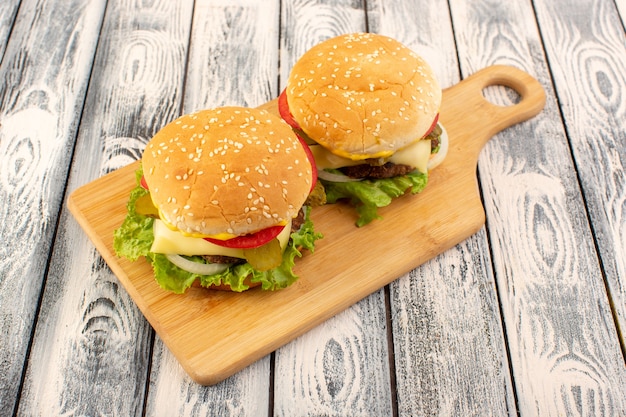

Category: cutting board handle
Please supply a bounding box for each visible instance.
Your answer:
[440,65,546,164]
[469,65,545,126]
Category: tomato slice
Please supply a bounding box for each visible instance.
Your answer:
[424,113,439,137]
[295,132,317,192]
[278,89,302,130]
[204,225,285,249]
[140,175,149,190]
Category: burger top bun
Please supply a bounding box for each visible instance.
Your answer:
[142,107,313,237]
[286,32,442,160]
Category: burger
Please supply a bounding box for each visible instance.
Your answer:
[113,107,322,293]
[278,33,448,226]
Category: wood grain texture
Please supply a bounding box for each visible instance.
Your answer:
[616,0,626,27]
[273,299,392,416]
[143,1,280,415]
[534,0,626,347]
[184,0,280,112]
[450,0,626,415]
[2,1,623,414]
[146,336,270,417]
[0,0,20,60]
[274,1,393,415]
[0,0,105,415]
[390,231,516,416]
[16,0,194,415]
[368,1,517,415]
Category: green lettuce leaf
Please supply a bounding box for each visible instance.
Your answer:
[113,170,322,293]
[113,168,154,261]
[322,169,428,227]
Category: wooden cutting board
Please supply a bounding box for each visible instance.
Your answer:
[68,65,545,385]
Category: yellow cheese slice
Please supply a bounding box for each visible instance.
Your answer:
[390,139,431,174]
[311,139,431,174]
[309,145,361,170]
[150,219,292,256]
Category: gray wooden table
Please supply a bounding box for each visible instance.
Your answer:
[1,0,625,416]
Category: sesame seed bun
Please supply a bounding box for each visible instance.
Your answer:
[142,107,313,237]
[286,32,442,160]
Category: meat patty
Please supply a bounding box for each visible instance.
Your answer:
[339,129,442,179]
[202,254,245,265]
[291,207,305,231]
[340,162,415,179]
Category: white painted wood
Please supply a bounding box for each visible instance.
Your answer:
[0,0,20,59]
[534,0,626,348]
[450,0,626,415]
[0,0,106,415]
[390,232,517,416]
[2,0,625,414]
[146,336,270,416]
[272,1,393,416]
[143,1,280,415]
[16,0,194,415]
[616,0,626,27]
[183,0,281,112]
[274,301,392,416]
[368,1,518,415]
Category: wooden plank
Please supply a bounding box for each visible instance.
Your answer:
[143,1,280,415]
[0,0,106,415]
[182,0,281,112]
[534,0,626,347]
[368,1,518,415]
[0,0,20,60]
[450,0,626,415]
[272,1,393,415]
[273,302,392,416]
[16,0,194,415]
[616,0,626,27]
[146,335,271,416]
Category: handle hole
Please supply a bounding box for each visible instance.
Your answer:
[482,85,521,107]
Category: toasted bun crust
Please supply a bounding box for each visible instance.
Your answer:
[142,107,313,237]
[286,33,441,160]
